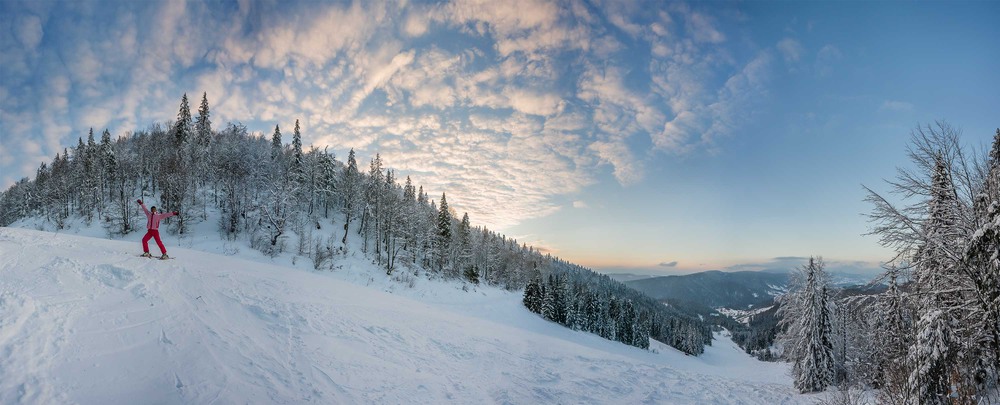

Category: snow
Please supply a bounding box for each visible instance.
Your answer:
[716,306,774,325]
[0,227,817,404]
[767,284,789,296]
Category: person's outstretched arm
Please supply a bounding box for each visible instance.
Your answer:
[137,199,151,216]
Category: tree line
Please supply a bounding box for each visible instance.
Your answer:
[523,260,710,354]
[0,93,711,355]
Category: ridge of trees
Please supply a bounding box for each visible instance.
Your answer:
[0,93,710,355]
[524,260,710,354]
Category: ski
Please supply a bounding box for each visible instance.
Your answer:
[137,254,174,260]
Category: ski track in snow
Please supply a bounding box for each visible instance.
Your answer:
[0,228,818,404]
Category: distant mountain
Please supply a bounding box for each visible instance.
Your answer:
[625,270,789,310]
[625,268,881,361]
[625,269,877,311]
[606,273,656,282]
[829,272,877,287]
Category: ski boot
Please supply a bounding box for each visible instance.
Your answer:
[141,252,152,258]
[160,254,170,260]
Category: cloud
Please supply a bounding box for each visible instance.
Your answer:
[0,1,774,233]
[816,44,842,77]
[14,14,43,51]
[879,100,914,112]
[572,200,588,209]
[589,140,643,185]
[725,257,805,272]
[505,88,562,116]
[659,261,679,267]
[723,256,882,276]
[777,38,803,63]
[650,49,773,152]
[772,256,808,261]
[403,9,431,37]
[657,111,698,153]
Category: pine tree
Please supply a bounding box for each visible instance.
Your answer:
[100,129,117,201]
[914,156,963,306]
[907,154,967,401]
[82,129,99,219]
[523,271,543,313]
[195,92,212,147]
[340,149,360,244]
[779,257,836,393]
[291,119,304,178]
[314,147,337,217]
[908,308,956,404]
[458,212,473,277]
[361,154,384,256]
[551,274,568,325]
[870,267,913,395]
[435,192,452,273]
[271,125,283,161]
[963,128,1000,381]
[173,93,192,146]
[541,274,556,320]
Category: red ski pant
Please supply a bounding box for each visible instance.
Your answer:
[142,229,166,254]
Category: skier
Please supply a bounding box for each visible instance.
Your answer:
[137,199,179,259]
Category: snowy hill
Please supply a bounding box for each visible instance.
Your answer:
[0,228,815,404]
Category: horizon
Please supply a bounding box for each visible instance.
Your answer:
[2,0,998,273]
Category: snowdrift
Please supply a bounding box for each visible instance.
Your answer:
[0,228,808,404]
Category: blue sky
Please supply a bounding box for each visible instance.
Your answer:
[1,0,998,275]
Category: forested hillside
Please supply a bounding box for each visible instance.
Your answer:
[0,93,708,354]
[626,270,788,309]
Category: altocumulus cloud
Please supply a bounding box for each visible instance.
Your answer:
[0,0,776,230]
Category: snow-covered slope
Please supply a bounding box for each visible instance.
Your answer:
[0,228,814,404]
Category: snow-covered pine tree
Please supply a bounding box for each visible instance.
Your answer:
[778,257,836,393]
[192,93,212,211]
[435,193,452,273]
[906,154,967,402]
[271,125,283,162]
[382,169,405,274]
[100,129,116,201]
[908,308,955,405]
[618,299,636,346]
[340,149,360,245]
[173,93,193,146]
[161,95,194,234]
[360,154,384,255]
[962,127,1000,385]
[523,270,543,314]
[291,119,304,181]
[195,92,211,147]
[869,267,914,399]
[82,129,100,220]
[316,147,338,218]
[541,275,556,320]
[552,274,569,325]
[400,176,418,262]
[458,213,474,281]
[424,197,437,269]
